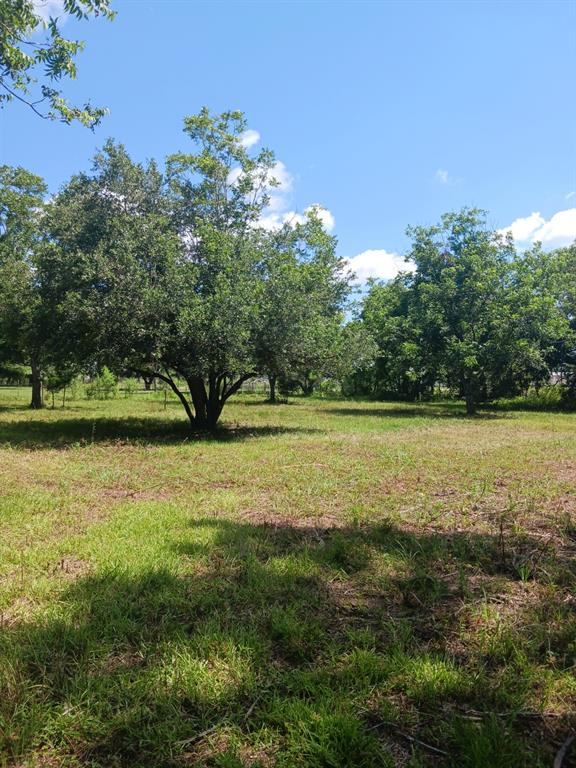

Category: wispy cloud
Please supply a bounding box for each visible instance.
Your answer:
[435,168,461,186]
[566,191,575,200]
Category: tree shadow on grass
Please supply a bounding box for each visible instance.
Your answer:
[236,399,298,407]
[0,415,323,449]
[1,517,573,767]
[325,403,505,420]
[0,403,36,414]
[237,399,504,420]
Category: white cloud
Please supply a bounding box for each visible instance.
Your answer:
[307,204,335,232]
[566,191,575,200]
[33,0,66,22]
[227,160,292,208]
[231,129,335,234]
[500,208,576,248]
[258,210,301,231]
[346,249,414,283]
[259,161,294,223]
[498,211,544,242]
[227,166,242,186]
[239,129,260,149]
[257,162,335,233]
[434,168,462,187]
[532,208,576,248]
[268,160,292,193]
[257,204,335,234]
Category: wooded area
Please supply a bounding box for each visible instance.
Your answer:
[1,112,574,423]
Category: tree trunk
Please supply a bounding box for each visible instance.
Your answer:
[188,376,209,429]
[206,398,223,429]
[465,393,476,416]
[268,375,277,403]
[30,356,43,409]
[154,371,251,432]
[213,374,252,427]
[154,370,196,427]
[143,375,154,391]
[301,376,314,396]
[206,374,223,429]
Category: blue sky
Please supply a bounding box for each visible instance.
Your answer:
[1,0,575,280]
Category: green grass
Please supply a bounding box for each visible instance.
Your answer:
[0,389,575,767]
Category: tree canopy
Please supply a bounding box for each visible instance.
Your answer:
[0,164,49,406]
[0,111,574,424]
[36,111,355,426]
[355,209,574,413]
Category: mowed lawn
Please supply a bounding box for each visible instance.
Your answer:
[0,390,575,768]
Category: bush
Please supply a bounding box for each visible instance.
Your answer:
[67,377,85,401]
[494,386,563,411]
[86,367,118,400]
[315,378,342,399]
[121,378,140,397]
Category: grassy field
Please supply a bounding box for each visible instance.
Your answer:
[0,389,575,767]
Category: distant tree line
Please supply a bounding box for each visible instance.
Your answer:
[0,109,574,425]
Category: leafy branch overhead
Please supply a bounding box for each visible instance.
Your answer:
[0,0,115,127]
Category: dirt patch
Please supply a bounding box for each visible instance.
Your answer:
[374,734,418,767]
[0,595,35,627]
[76,504,109,526]
[101,648,145,674]
[53,555,90,578]
[326,579,403,628]
[240,509,346,532]
[544,459,576,484]
[182,727,277,766]
[101,487,172,501]
[12,753,63,768]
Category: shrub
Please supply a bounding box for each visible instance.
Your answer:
[67,376,85,401]
[86,367,118,400]
[121,378,140,397]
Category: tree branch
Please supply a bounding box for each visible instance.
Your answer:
[133,366,196,426]
[0,78,49,120]
[222,373,253,402]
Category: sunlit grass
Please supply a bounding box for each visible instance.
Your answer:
[0,389,574,766]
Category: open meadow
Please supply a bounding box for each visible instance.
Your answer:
[0,390,575,767]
